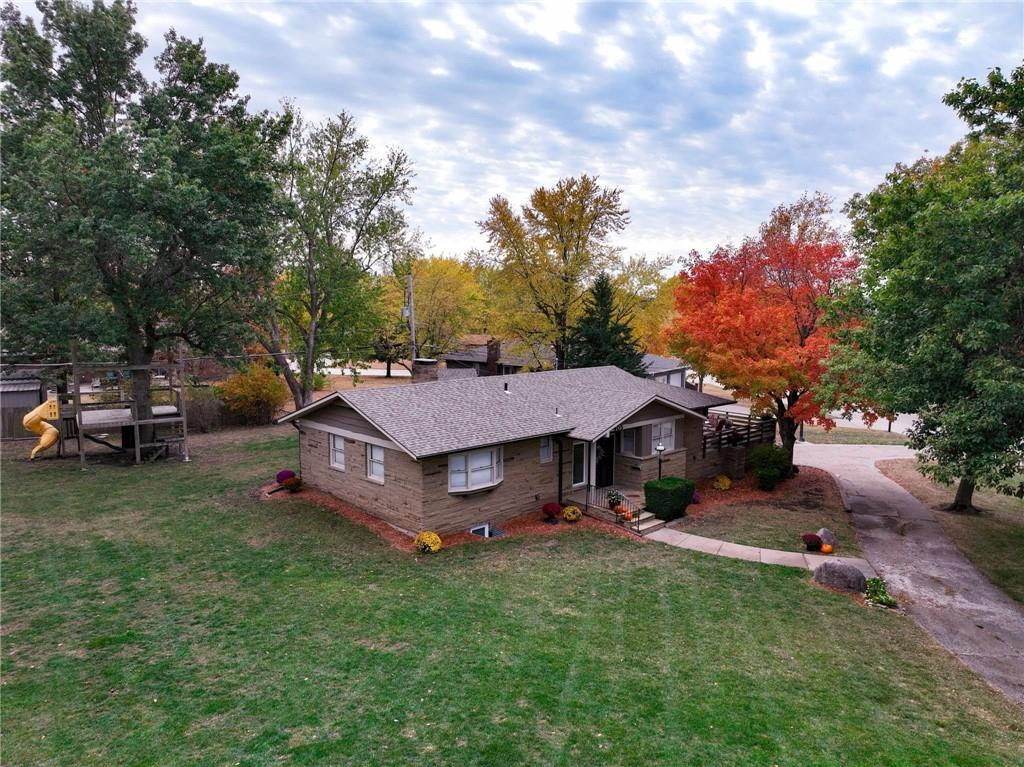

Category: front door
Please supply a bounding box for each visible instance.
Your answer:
[595,435,615,488]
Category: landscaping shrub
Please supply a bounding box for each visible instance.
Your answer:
[865,577,897,607]
[185,386,226,432]
[644,476,696,521]
[414,531,442,554]
[801,532,823,551]
[750,443,790,490]
[219,364,288,425]
[562,506,582,522]
[542,502,562,521]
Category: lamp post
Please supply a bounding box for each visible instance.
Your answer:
[655,441,666,480]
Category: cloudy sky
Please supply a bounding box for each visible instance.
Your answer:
[119,2,1024,260]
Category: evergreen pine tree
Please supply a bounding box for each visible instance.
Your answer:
[565,273,646,375]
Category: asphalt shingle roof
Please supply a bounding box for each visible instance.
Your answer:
[286,366,734,458]
[642,353,688,375]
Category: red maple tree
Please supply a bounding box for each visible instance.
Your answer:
[667,193,860,464]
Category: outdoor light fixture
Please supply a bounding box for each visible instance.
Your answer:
[655,441,666,479]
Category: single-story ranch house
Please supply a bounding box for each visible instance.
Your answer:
[278,366,773,536]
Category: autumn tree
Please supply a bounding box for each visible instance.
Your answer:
[478,175,629,369]
[1,1,288,435]
[830,67,1024,509]
[258,108,416,408]
[668,193,858,465]
[565,272,645,375]
[410,256,484,357]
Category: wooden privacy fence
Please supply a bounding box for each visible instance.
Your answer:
[702,411,776,457]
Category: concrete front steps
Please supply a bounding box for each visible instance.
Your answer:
[634,511,666,535]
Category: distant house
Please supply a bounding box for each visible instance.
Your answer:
[443,337,553,377]
[641,353,688,387]
[278,366,772,537]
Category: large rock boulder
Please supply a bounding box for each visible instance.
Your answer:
[817,528,838,547]
[813,560,867,593]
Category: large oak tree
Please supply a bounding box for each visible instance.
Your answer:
[1,0,288,430]
[832,65,1024,508]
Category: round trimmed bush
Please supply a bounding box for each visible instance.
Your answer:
[562,506,582,522]
[414,531,443,554]
[750,444,790,490]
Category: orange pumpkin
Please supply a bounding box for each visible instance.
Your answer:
[821,543,834,554]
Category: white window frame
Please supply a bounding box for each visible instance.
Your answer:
[448,446,504,493]
[539,436,553,464]
[651,420,675,454]
[470,523,491,538]
[571,441,587,487]
[366,444,385,483]
[329,433,346,471]
[619,428,638,457]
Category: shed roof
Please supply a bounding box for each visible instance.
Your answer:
[281,365,734,459]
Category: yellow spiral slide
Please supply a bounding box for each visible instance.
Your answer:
[23,398,60,459]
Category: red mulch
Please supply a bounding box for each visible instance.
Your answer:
[687,466,842,518]
[257,481,641,553]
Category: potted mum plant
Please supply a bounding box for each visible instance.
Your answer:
[606,489,624,510]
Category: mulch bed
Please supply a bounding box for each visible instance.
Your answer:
[687,466,842,518]
[257,481,641,553]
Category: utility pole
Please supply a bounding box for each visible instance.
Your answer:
[405,272,418,360]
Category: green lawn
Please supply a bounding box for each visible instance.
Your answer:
[877,459,1024,604]
[802,423,908,445]
[3,430,1023,766]
[673,472,863,555]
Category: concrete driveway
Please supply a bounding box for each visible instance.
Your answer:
[795,443,1024,706]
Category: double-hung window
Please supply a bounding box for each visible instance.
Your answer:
[539,436,553,464]
[329,434,346,470]
[449,446,503,492]
[651,420,675,453]
[620,428,637,457]
[366,444,385,482]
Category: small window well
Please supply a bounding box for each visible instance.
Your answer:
[469,523,503,539]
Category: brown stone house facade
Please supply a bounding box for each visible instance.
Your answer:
[279,366,753,536]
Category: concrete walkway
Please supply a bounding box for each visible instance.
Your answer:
[795,443,1024,706]
[646,527,877,577]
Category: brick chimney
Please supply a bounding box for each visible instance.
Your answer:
[411,358,438,383]
[484,338,501,377]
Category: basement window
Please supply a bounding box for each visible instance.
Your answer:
[469,523,504,539]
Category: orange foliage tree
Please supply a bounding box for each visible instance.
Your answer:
[667,193,859,464]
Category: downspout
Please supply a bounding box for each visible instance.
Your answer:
[557,438,564,505]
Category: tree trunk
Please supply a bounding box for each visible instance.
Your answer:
[777,414,798,469]
[126,337,156,446]
[385,360,392,377]
[257,315,305,411]
[950,477,976,512]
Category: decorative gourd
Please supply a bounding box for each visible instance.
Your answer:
[820,543,834,554]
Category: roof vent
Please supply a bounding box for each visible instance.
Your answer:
[555,406,561,417]
[503,381,509,393]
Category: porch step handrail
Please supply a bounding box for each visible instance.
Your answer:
[579,485,645,534]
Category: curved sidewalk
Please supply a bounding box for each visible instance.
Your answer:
[646,527,876,577]
[795,443,1024,706]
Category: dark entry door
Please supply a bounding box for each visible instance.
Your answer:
[595,435,615,488]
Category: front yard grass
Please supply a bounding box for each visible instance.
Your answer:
[673,468,863,555]
[876,458,1024,604]
[802,423,908,445]
[2,430,1022,766]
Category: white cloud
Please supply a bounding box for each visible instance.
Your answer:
[745,21,776,79]
[596,35,631,70]
[503,1,581,44]
[956,27,981,48]
[509,59,542,72]
[422,19,455,40]
[803,44,843,82]
[663,33,700,69]
[430,66,449,76]
[880,36,951,78]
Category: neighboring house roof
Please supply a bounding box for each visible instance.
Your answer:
[0,371,44,393]
[280,365,735,459]
[642,353,688,376]
[437,367,478,381]
[443,347,530,368]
